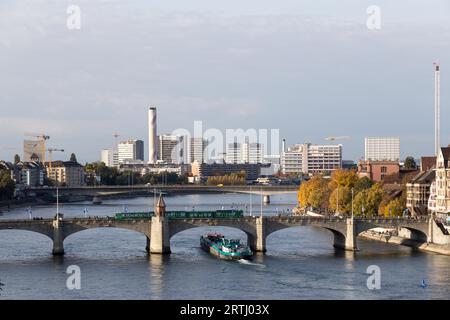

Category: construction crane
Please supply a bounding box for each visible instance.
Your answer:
[24,132,50,162]
[324,136,351,141]
[46,148,64,173]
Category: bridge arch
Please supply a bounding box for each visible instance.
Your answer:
[0,229,54,254]
[0,223,54,240]
[355,222,429,243]
[264,223,349,251]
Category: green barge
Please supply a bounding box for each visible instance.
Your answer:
[200,233,253,260]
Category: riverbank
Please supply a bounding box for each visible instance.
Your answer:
[359,231,450,256]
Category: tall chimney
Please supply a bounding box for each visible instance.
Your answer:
[148,106,157,164]
[435,63,440,156]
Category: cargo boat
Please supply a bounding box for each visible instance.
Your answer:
[200,233,253,260]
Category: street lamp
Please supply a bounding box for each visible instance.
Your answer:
[351,187,354,219]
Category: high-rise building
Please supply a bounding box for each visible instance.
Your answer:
[226,142,241,164]
[226,142,263,164]
[117,140,144,164]
[101,149,119,167]
[190,138,206,164]
[148,106,157,164]
[242,143,263,164]
[281,143,342,175]
[158,134,186,164]
[365,137,400,162]
[23,140,45,162]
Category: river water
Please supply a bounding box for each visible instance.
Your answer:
[0,193,449,300]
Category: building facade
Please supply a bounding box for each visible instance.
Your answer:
[365,137,400,162]
[191,162,265,181]
[281,143,342,175]
[45,161,85,187]
[117,140,144,164]
[101,149,119,167]
[189,138,206,164]
[435,147,450,213]
[0,161,44,188]
[406,170,436,216]
[23,140,45,162]
[357,160,400,182]
[158,135,186,164]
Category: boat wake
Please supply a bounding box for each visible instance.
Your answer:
[237,259,265,267]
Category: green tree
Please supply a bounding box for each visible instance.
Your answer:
[13,154,20,164]
[354,176,373,192]
[84,162,119,185]
[403,156,417,169]
[70,153,77,162]
[0,170,15,200]
[353,184,384,216]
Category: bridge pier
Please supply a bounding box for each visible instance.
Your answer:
[332,218,357,251]
[248,217,266,252]
[150,195,171,254]
[146,236,150,253]
[52,218,64,255]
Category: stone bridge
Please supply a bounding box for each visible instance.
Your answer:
[0,215,434,255]
[28,185,298,204]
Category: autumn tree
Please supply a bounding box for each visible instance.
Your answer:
[329,186,352,213]
[298,175,330,210]
[381,198,404,217]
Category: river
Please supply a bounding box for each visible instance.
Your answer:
[0,193,449,299]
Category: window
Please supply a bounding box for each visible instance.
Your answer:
[381,166,387,173]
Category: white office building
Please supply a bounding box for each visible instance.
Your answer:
[281,143,342,175]
[226,142,263,164]
[101,149,119,167]
[365,137,400,162]
[242,143,263,164]
[118,140,144,164]
[189,138,206,164]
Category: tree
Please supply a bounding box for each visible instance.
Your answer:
[0,170,15,200]
[381,198,404,217]
[13,154,20,164]
[403,156,417,169]
[328,169,358,189]
[70,153,77,162]
[329,186,352,213]
[353,184,384,216]
[354,176,373,192]
[298,175,330,210]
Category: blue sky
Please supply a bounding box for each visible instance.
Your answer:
[0,0,449,162]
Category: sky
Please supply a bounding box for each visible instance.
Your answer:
[1,0,450,163]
